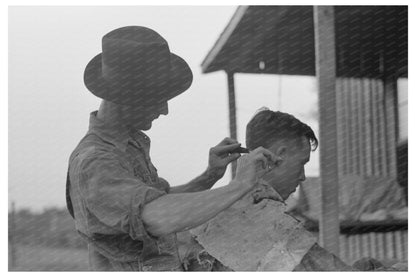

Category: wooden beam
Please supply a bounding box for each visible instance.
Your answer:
[227,72,238,178]
[201,6,249,73]
[313,6,340,256]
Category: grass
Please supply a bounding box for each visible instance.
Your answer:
[9,244,89,271]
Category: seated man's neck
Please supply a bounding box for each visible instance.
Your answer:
[241,181,286,206]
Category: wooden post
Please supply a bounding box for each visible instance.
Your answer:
[227,72,238,178]
[313,6,340,256]
[9,202,17,269]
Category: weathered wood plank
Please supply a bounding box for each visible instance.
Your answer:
[376,233,385,260]
[351,78,361,175]
[385,231,395,260]
[377,80,388,175]
[370,79,381,176]
[394,231,403,261]
[345,78,354,174]
[403,231,408,260]
[347,235,354,264]
[384,78,397,178]
[356,79,366,175]
[339,234,348,263]
[227,72,237,178]
[363,79,373,176]
[361,233,370,258]
[336,78,347,176]
[369,232,377,259]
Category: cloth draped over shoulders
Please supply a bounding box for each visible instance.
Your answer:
[189,183,353,271]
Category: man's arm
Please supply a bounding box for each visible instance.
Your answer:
[168,169,223,193]
[143,179,250,236]
[169,138,242,194]
[142,147,280,237]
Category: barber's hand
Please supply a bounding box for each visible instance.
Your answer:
[206,137,242,180]
[234,147,282,191]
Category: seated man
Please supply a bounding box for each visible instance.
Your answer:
[187,108,354,271]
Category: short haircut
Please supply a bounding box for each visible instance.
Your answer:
[246,108,318,151]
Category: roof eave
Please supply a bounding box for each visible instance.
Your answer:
[201,6,249,74]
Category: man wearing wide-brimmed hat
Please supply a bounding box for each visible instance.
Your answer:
[66,26,279,271]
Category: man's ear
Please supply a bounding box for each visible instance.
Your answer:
[275,146,287,162]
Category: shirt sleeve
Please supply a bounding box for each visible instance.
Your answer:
[158,177,171,193]
[78,149,166,241]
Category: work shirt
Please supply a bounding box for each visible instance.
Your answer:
[67,111,183,271]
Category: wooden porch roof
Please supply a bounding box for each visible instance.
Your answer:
[202,6,407,78]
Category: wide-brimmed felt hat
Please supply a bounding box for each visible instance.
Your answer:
[84,26,193,106]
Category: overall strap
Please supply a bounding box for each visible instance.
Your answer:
[66,168,75,218]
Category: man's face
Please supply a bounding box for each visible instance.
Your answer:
[261,136,311,200]
[121,100,169,130]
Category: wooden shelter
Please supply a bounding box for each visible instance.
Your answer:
[201,5,407,259]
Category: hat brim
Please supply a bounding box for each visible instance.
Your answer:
[84,52,193,106]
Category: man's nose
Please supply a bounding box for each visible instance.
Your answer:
[160,102,169,115]
[299,167,306,181]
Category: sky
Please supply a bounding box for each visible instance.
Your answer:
[8,6,319,212]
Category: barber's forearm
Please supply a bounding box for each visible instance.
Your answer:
[169,169,219,193]
[142,180,249,236]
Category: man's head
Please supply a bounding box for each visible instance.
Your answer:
[246,108,318,200]
[84,26,192,112]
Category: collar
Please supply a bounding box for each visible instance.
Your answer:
[87,111,146,152]
[251,181,286,205]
